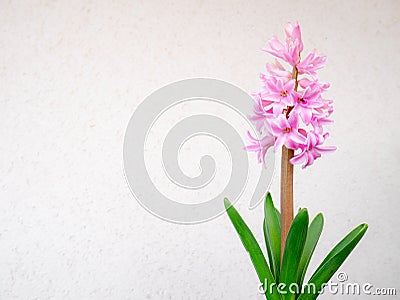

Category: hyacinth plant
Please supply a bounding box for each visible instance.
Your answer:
[224,22,368,299]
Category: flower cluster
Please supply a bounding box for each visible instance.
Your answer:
[246,22,336,168]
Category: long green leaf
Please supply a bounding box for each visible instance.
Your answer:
[224,198,282,300]
[275,207,281,222]
[314,223,368,275]
[263,193,281,282]
[297,213,324,289]
[280,209,309,300]
[297,223,368,300]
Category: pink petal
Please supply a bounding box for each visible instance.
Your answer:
[290,151,306,165]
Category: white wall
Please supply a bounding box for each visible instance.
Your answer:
[1,0,399,299]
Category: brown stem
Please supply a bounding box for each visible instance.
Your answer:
[280,66,298,261]
[292,66,299,90]
[280,146,294,260]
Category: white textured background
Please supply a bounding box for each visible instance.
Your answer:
[1,0,399,299]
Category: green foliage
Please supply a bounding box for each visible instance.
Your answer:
[224,195,367,299]
[263,193,281,281]
[224,199,282,300]
[297,213,324,288]
[280,208,309,300]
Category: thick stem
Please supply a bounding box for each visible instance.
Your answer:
[280,66,298,261]
[280,146,294,260]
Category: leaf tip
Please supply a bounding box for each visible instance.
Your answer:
[224,198,231,210]
[315,212,324,223]
[299,208,309,215]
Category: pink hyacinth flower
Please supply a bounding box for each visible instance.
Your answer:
[293,85,324,125]
[263,36,287,63]
[263,77,296,116]
[245,131,275,164]
[315,98,334,116]
[269,114,306,150]
[285,21,303,53]
[265,60,292,83]
[297,49,327,78]
[299,77,330,92]
[247,22,336,168]
[290,131,336,168]
[249,94,271,133]
[311,114,333,134]
[263,22,303,66]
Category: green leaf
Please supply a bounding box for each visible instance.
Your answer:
[224,198,282,300]
[280,209,309,300]
[297,213,324,288]
[298,223,368,300]
[275,207,281,222]
[263,193,281,282]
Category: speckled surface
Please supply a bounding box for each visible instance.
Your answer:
[0,0,399,299]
